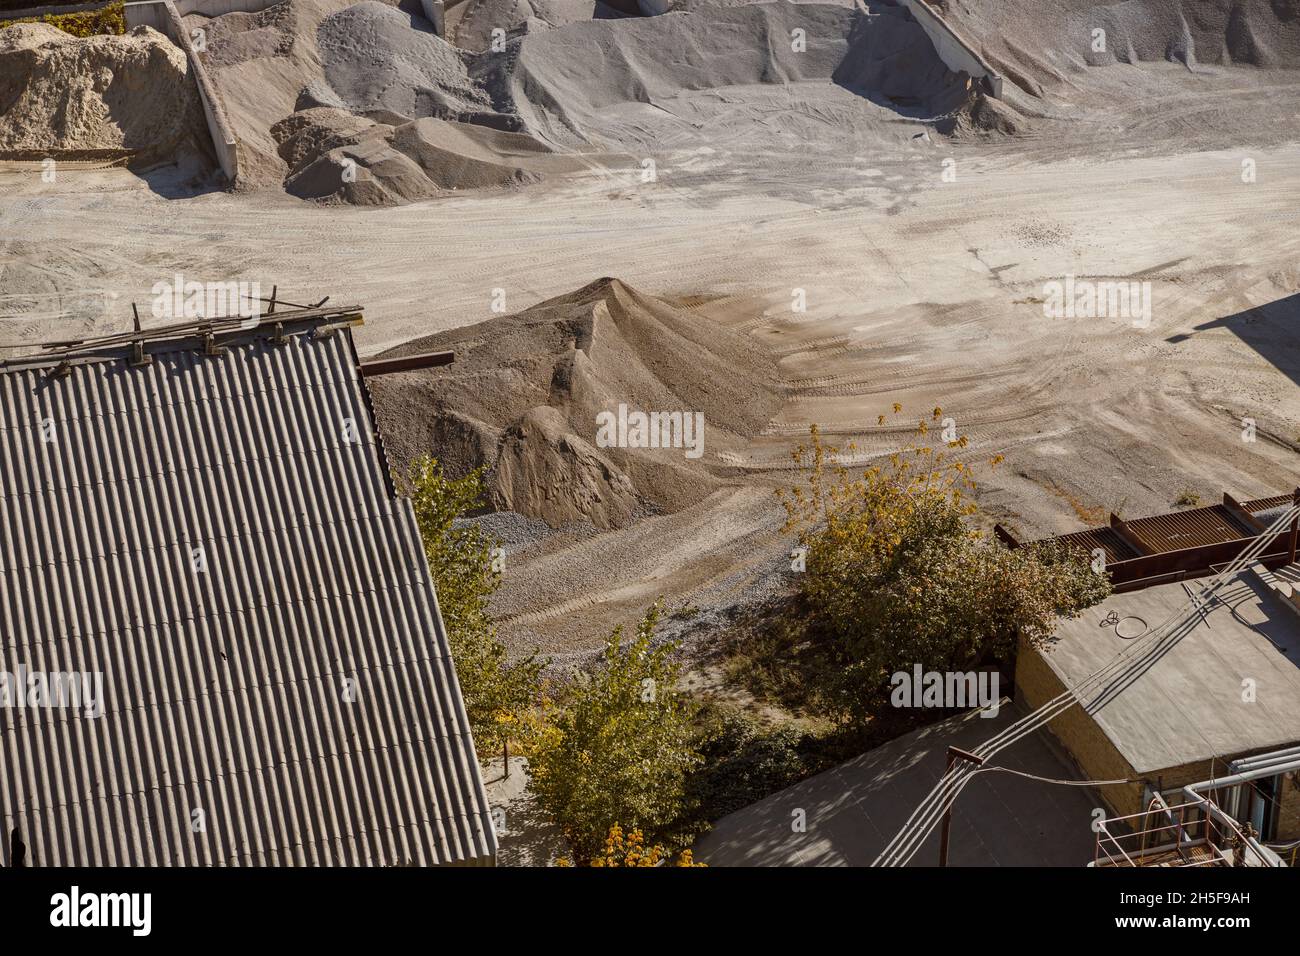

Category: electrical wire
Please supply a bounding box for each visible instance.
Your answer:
[872,504,1300,866]
[969,766,1137,787]
[878,512,1295,866]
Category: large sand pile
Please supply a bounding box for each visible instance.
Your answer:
[503,1,977,149]
[936,0,1300,98]
[368,278,785,529]
[186,0,996,200]
[182,0,357,185]
[0,23,209,164]
[190,0,571,197]
[316,1,506,124]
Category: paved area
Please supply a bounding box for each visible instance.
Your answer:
[481,756,569,867]
[694,703,1101,866]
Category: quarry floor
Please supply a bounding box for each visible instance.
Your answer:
[2,119,1298,658]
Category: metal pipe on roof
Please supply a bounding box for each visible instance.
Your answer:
[1181,757,1300,867]
[1228,746,1300,773]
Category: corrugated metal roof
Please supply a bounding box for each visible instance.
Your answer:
[0,319,496,866]
[1242,494,1293,526]
[1121,504,1254,554]
[1050,527,1139,565]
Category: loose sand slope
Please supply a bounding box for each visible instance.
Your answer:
[505,1,975,149]
[271,107,565,203]
[369,278,784,529]
[939,0,1300,97]
[448,0,631,53]
[0,24,208,163]
[192,0,578,197]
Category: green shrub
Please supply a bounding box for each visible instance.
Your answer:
[779,417,1109,728]
[686,707,808,822]
[406,456,543,762]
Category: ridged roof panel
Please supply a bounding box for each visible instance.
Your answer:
[0,327,495,866]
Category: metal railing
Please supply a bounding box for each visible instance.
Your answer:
[1093,799,1252,867]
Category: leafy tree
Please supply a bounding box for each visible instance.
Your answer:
[778,413,1109,727]
[406,456,543,762]
[529,603,701,862]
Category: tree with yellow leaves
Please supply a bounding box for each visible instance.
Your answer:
[529,603,700,863]
[555,824,704,867]
[406,456,544,763]
[776,409,1107,727]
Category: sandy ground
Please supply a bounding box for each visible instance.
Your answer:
[1,55,1298,659]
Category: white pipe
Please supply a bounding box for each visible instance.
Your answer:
[1181,758,1300,868]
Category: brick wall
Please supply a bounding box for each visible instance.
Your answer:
[1274,775,1300,847]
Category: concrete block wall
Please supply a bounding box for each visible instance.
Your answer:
[172,0,274,15]
[899,0,1003,98]
[123,0,167,28]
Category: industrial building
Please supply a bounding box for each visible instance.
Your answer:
[1013,495,1300,867]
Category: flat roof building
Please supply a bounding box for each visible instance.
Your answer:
[1017,561,1300,848]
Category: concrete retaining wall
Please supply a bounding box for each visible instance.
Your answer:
[122,0,166,28]
[125,0,242,183]
[173,0,272,15]
[899,0,1003,98]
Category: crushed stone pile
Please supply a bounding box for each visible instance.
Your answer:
[0,23,209,163]
[182,0,363,186]
[188,0,1002,201]
[503,1,977,149]
[368,278,785,530]
[316,2,504,123]
[271,107,557,203]
[190,0,568,198]
[936,0,1300,98]
[446,0,635,54]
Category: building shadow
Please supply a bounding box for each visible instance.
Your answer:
[1167,292,1300,389]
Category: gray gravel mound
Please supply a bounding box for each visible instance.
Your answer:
[503,1,974,148]
[937,0,1300,98]
[317,1,507,123]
